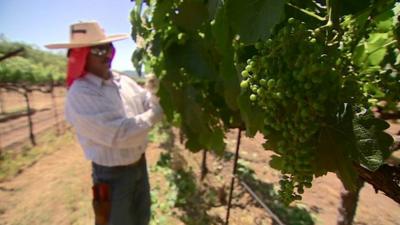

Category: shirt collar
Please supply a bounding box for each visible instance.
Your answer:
[85,72,121,88]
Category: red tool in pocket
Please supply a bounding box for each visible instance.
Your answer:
[92,183,111,225]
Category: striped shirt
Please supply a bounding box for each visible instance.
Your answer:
[65,72,163,166]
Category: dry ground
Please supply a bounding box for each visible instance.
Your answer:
[0,123,399,225]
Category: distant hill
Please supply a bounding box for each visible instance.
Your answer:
[117,70,145,84]
[119,70,140,78]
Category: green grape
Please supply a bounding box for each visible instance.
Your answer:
[240,20,349,204]
[267,79,275,88]
[255,42,264,50]
[250,94,257,101]
[240,80,249,89]
[259,78,267,86]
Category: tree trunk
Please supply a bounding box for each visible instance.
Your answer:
[24,92,36,146]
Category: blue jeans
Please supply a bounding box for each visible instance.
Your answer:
[92,155,151,225]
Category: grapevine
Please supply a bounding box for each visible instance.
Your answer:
[130,0,400,205]
[240,18,350,202]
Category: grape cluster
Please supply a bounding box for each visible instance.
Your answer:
[241,18,343,204]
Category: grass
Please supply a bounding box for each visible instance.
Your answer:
[0,106,27,116]
[0,126,93,225]
[148,122,222,225]
[150,151,223,225]
[0,128,74,182]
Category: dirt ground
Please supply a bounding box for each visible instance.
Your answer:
[0,87,66,149]
[0,123,399,225]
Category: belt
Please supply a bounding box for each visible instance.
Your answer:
[92,153,145,169]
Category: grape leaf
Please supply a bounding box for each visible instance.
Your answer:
[340,0,373,15]
[352,7,395,68]
[207,0,222,20]
[212,5,240,111]
[269,155,284,171]
[165,40,217,82]
[182,86,226,154]
[172,0,208,32]
[152,0,174,29]
[315,104,359,191]
[226,0,285,44]
[353,110,393,171]
[374,6,395,32]
[131,48,144,76]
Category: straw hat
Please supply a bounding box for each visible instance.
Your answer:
[45,21,129,49]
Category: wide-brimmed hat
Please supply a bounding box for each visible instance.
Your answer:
[45,21,129,49]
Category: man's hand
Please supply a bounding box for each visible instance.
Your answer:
[145,73,159,94]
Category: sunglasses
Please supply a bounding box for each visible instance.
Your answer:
[90,43,114,57]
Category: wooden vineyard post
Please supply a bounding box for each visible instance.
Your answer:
[51,89,60,135]
[201,149,208,181]
[23,91,36,146]
[0,88,4,114]
[49,75,60,135]
[225,128,242,225]
[0,126,2,156]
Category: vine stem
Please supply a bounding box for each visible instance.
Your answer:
[225,128,242,225]
[286,2,326,21]
[366,39,398,55]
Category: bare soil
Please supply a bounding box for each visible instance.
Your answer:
[0,87,66,149]
[0,124,399,225]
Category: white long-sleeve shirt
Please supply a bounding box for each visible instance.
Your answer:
[65,72,163,166]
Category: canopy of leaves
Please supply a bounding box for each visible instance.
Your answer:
[0,38,66,85]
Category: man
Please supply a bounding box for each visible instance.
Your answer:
[46,21,163,225]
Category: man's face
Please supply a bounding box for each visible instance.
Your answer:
[85,43,114,78]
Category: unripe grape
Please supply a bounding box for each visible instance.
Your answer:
[250,94,257,101]
[255,42,264,50]
[245,65,253,72]
[267,79,275,88]
[240,80,249,89]
[241,20,343,204]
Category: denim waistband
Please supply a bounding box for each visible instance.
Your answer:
[92,153,145,170]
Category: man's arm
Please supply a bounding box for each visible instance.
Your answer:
[66,87,162,149]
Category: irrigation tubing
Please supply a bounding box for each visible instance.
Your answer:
[235,175,286,225]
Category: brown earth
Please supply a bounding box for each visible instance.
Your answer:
[0,123,399,225]
[0,87,66,149]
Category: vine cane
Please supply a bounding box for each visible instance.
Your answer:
[225,128,242,225]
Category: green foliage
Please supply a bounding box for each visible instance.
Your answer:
[130,0,248,154]
[0,38,66,85]
[226,0,285,44]
[354,109,393,171]
[152,151,218,225]
[131,0,398,204]
[237,160,316,225]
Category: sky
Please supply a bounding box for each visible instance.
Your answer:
[0,0,137,72]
